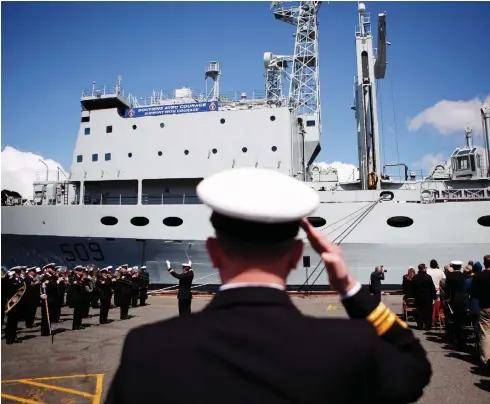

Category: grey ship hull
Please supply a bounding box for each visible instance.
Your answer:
[3,197,490,287]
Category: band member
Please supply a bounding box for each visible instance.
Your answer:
[23,267,42,328]
[166,260,194,316]
[70,266,86,330]
[131,267,141,307]
[113,266,123,308]
[40,263,59,337]
[4,267,25,344]
[91,266,101,309]
[139,266,150,306]
[56,266,67,311]
[115,266,132,320]
[97,267,113,324]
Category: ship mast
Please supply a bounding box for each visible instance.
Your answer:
[353,3,387,190]
[482,103,490,177]
[270,1,322,178]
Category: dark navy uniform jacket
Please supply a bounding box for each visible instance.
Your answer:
[104,286,431,404]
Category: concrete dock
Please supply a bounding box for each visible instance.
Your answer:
[2,294,489,403]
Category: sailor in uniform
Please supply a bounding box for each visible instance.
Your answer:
[39,263,59,337]
[130,266,140,308]
[105,168,432,404]
[4,267,25,344]
[166,260,194,316]
[115,265,133,320]
[23,267,42,328]
[139,266,150,306]
[97,267,114,324]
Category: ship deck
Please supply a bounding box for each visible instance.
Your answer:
[1,294,489,403]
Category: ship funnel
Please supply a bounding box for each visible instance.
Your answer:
[465,126,473,148]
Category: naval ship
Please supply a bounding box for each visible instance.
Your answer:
[2,2,490,289]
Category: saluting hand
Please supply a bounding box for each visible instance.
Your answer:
[301,218,357,295]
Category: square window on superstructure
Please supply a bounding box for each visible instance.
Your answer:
[92,154,98,162]
[85,127,91,135]
[306,120,316,127]
[81,116,90,123]
[77,155,83,163]
[106,126,113,133]
[105,153,111,161]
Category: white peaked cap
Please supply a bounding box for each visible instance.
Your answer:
[197,168,319,223]
[10,266,21,271]
[43,263,56,270]
[127,268,132,272]
[74,265,84,270]
[140,266,146,269]
[35,268,41,273]
[181,261,192,267]
[451,260,463,266]
[106,266,113,271]
[7,271,15,276]
[121,264,128,268]
[133,266,138,271]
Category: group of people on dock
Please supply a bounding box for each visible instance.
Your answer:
[402,256,490,367]
[1,263,150,344]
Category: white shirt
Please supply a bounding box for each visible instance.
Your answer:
[427,268,446,293]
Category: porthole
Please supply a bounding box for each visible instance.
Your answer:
[132,125,137,130]
[270,115,276,121]
[380,191,394,201]
[130,217,149,227]
[163,217,183,227]
[220,118,225,124]
[307,217,326,228]
[184,150,189,155]
[477,215,490,227]
[128,152,133,158]
[242,147,248,153]
[271,146,277,152]
[158,151,162,156]
[101,216,118,226]
[160,123,165,128]
[212,148,217,154]
[387,216,413,228]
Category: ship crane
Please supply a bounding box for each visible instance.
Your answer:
[353,3,388,190]
[269,1,322,180]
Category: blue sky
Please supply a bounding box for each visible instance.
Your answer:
[2,1,490,178]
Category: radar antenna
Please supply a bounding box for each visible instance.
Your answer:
[263,52,292,105]
[205,62,221,101]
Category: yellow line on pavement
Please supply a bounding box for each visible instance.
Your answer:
[1,392,45,404]
[2,374,101,383]
[17,380,94,399]
[92,374,105,404]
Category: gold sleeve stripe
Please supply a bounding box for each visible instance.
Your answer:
[376,312,397,336]
[372,308,391,328]
[366,303,387,323]
[395,316,408,329]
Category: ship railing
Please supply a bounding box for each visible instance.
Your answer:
[141,193,200,205]
[421,187,490,202]
[81,85,136,104]
[83,195,138,205]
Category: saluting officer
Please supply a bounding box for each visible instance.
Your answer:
[166,260,194,316]
[105,167,432,404]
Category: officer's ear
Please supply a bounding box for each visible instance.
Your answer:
[206,237,221,269]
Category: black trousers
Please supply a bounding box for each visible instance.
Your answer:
[91,290,100,308]
[131,291,139,307]
[371,292,381,305]
[1,297,7,326]
[5,309,20,343]
[24,300,38,328]
[99,298,111,323]
[120,294,131,319]
[139,289,148,306]
[416,300,433,328]
[178,298,192,316]
[40,299,55,336]
[72,303,84,330]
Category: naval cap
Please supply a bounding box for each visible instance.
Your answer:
[451,260,463,266]
[43,263,56,270]
[181,261,192,267]
[197,168,319,242]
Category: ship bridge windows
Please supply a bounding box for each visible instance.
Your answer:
[84,180,137,205]
[81,116,90,123]
[77,155,83,163]
[142,178,203,205]
[306,120,316,127]
[106,125,113,133]
[84,128,91,135]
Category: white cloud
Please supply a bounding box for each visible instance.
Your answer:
[412,152,446,171]
[408,94,490,135]
[313,161,359,182]
[1,146,69,198]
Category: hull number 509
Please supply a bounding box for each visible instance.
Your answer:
[60,242,105,262]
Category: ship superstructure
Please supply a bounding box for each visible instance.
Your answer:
[2,2,490,289]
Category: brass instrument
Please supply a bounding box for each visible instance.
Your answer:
[5,280,26,314]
